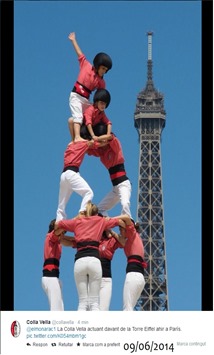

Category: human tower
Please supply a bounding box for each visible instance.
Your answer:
[41,32,146,312]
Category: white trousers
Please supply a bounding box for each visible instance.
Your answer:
[74,256,102,311]
[99,277,112,311]
[123,272,145,311]
[97,179,132,217]
[69,92,91,124]
[41,277,64,311]
[56,170,93,221]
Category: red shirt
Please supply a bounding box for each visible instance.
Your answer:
[99,237,122,260]
[76,54,106,92]
[123,224,144,259]
[63,140,100,169]
[43,231,62,262]
[87,135,124,169]
[57,216,120,244]
[83,105,111,127]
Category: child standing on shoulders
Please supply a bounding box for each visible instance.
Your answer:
[68,32,112,142]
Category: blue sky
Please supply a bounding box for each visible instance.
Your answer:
[14,0,202,311]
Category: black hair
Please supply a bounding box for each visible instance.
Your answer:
[80,123,108,140]
[48,219,56,233]
[93,89,111,108]
[93,52,112,71]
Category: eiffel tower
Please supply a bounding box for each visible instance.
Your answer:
[134,32,168,310]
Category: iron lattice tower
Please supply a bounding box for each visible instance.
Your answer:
[134,32,168,310]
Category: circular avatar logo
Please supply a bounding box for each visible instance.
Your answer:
[11,320,21,337]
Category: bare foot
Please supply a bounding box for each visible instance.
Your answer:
[74,136,87,142]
